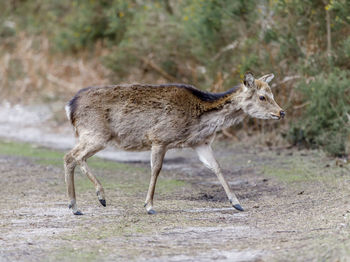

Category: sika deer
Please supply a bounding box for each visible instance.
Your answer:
[64,72,285,215]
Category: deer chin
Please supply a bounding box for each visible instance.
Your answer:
[270,114,280,120]
[249,114,270,120]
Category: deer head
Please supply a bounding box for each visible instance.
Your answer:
[240,72,285,120]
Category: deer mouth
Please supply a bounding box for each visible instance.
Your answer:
[270,114,280,120]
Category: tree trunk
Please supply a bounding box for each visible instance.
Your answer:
[326,7,332,58]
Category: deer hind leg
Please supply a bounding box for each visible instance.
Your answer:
[144,145,166,215]
[194,144,244,212]
[64,149,80,215]
[78,144,106,207]
[64,138,106,215]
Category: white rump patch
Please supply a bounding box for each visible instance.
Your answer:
[65,104,71,121]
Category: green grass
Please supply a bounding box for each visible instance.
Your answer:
[0,140,63,159]
[262,165,315,183]
[0,140,188,195]
[0,140,145,171]
[262,156,318,183]
[260,150,347,184]
[157,179,187,194]
[74,174,187,195]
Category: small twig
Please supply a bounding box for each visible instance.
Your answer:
[212,41,238,61]
[271,75,301,88]
[275,230,297,233]
[325,7,332,58]
[293,101,311,110]
[310,227,332,231]
[222,128,237,139]
[279,75,301,84]
[141,57,177,82]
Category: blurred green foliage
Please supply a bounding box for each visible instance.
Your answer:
[1,0,350,155]
[288,70,350,156]
[54,0,134,52]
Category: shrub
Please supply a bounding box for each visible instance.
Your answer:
[288,69,350,156]
[53,0,134,52]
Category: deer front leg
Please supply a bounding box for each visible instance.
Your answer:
[144,145,166,214]
[194,144,244,211]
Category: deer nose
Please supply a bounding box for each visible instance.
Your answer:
[280,110,286,119]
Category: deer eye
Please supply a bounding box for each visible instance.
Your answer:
[259,96,266,101]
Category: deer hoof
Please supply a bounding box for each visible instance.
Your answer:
[99,199,106,207]
[147,209,156,215]
[233,204,244,211]
[73,210,83,215]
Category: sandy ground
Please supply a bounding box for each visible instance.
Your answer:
[1,103,350,261]
[1,139,350,262]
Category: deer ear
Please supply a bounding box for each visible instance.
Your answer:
[258,74,274,83]
[244,72,255,88]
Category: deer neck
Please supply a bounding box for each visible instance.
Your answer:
[198,91,247,133]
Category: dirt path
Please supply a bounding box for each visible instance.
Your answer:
[1,139,350,261]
